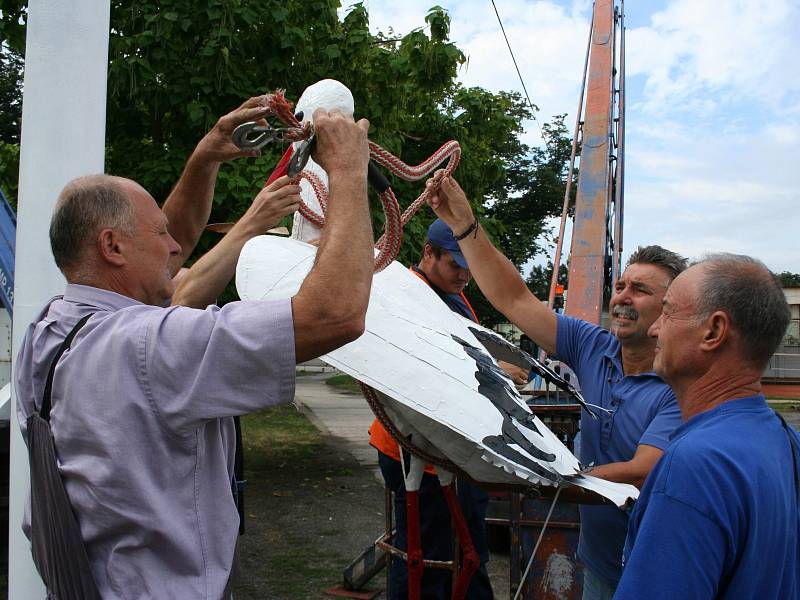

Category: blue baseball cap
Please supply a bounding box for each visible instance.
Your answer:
[426,219,469,269]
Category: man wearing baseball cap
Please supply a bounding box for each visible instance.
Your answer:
[369,219,527,599]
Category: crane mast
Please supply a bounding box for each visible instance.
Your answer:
[549,0,626,325]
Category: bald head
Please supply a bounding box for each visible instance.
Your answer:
[50,174,136,276]
[692,253,790,368]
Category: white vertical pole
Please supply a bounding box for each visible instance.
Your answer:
[8,1,110,596]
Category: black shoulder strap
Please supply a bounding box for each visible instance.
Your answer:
[775,411,800,498]
[233,415,246,535]
[40,314,93,422]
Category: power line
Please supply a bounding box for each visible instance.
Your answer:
[489,0,546,141]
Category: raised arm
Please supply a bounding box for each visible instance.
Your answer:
[164,95,274,275]
[170,176,301,309]
[427,175,558,355]
[291,109,373,363]
[589,444,664,489]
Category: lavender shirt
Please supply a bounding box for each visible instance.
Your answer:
[16,284,296,599]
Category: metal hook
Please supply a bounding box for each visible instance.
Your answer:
[232,122,292,151]
[287,135,315,177]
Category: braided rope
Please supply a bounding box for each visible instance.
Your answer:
[372,141,461,251]
[263,90,461,269]
[265,90,303,131]
[373,188,404,272]
[359,382,458,471]
[264,89,462,465]
[296,171,327,229]
[294,140,460,271]
[369,140,461,182]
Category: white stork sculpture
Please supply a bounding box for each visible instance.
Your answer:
[236,79,639,599]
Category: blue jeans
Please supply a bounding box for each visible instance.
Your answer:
[582,567,617,600]
[378,452,494,600]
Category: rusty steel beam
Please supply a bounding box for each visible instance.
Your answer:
[565,0,615,325]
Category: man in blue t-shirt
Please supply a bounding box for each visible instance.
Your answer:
[424,175,686,599]
[615,254,799,600]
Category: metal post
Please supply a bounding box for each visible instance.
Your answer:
[611,2,626,287]
[8,2,110,596]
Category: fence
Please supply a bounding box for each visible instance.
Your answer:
[765,320,800,380]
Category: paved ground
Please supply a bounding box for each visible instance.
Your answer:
[293,373,379,474]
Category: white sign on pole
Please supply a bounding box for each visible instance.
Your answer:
[8,2,110,596]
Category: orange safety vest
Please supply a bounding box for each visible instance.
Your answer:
[368,267,479,472]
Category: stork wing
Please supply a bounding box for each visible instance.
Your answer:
[236,236,638,506]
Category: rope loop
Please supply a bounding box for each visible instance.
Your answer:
[360,382,458,471]
[265,89,462,465]
[263,89,460,273]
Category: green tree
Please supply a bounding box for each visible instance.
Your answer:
[526,261,570,299]
[2,1,572,308]
[777,272,800,286]
[0,45,23,205]
[464,114,574,326]
[0,47,22,143]
[486,115,574,268]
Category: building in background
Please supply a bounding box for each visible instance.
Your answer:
[765,285,800,381]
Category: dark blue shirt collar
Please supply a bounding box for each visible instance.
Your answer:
[671,394,768,442]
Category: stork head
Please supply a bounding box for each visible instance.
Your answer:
[295,79,355,125]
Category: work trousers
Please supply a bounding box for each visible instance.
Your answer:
[378,451,494,600]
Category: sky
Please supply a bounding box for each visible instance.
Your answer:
[344,0,800,273]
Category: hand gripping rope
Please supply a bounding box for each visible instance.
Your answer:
[258,90,474,600]
[260,90,461,272]
[257,89,462,461]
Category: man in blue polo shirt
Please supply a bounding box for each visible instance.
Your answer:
[616,254,799,599]
[424,174,686,599]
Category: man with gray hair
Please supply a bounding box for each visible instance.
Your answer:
[16,105,374,598]
[615,254,799,599]
[425,174,686,598]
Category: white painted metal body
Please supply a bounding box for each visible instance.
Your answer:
[257,79,637,506]
[236,236,639,507]
[8,2,111,595]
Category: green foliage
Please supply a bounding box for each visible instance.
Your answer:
[0,44,23,205]
[0,2,27,53]
[0,141,19,207]
[1,1,573,307]
[777,272,800,286]
[526,261,570,299]
[0,47,23,144]
[486,114,575,269]
[464,114,574,326]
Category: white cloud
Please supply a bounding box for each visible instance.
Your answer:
[360,0,591,135]
[348,0,800,273]
[763,122,800,145]
[599,0,800,272]
[627,0,800,115]
[623,124,800,271]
